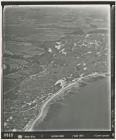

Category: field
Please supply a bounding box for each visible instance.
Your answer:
[3,6,110,131]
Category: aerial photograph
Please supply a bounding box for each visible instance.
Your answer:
[3,4,111,133]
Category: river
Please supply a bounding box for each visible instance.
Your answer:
[33,76,111,131]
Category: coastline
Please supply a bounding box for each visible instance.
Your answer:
[24,72,109,131]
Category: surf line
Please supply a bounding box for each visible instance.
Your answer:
[24,72,109,131]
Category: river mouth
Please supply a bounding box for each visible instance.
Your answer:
[33,77,111,131]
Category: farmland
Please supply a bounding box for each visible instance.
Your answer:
[3,6,110,131]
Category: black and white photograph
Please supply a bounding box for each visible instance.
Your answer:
[1,1,115,139]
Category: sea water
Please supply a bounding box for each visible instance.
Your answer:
[33,77,111,131]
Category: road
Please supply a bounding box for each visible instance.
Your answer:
[24,72,109,131]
